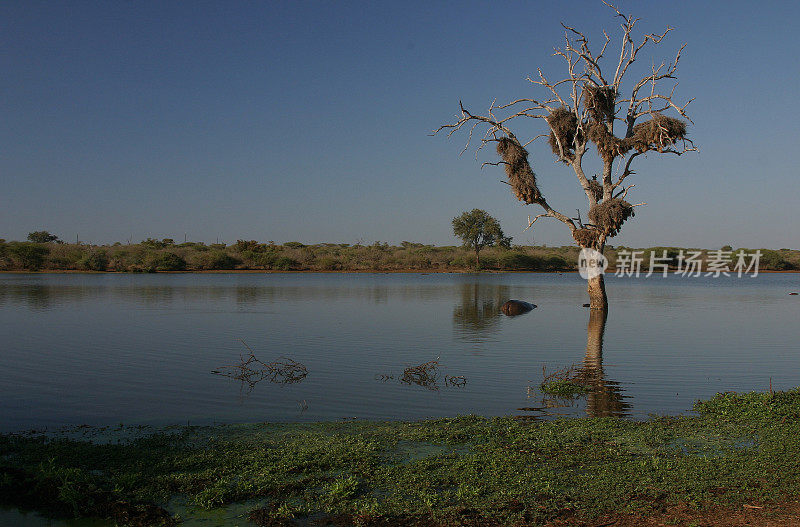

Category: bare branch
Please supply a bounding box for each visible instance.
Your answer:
[434,2,695,248]
[524,213,550,231]
[528,68,570,106]
[613,183,635,200]
[612,151,643,189]
[561,22,608,86]
[523,134,548,148]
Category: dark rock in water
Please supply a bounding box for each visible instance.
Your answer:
[582,303,591,307]
[501,300,536,316]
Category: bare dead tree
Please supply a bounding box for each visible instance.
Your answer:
[433,2,695,310]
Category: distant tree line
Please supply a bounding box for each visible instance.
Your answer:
[0,231,796,273]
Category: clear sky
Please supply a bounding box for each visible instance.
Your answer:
[2,1,798,248]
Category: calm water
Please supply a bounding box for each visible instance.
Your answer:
[1,272,798,432]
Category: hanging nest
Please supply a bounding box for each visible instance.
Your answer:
[546,107,580,161]
[583,85,616,123]
[588,198,635,237]
[572,228,600,248]
[587,178,603,202]
[586,122,632,163]
[630,113,687,152]
[496,136,541,204]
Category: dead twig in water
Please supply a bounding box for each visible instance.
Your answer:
[445,375,467,387]
[541,363,583,385]
[212,340,308,392]
[378,358,466,391]
[401,358,441,391]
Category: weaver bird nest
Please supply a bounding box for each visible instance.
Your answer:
[583,85,617,124]
[588,199,635,237]
[572,228,601,247]
[629,113,687,152]
[587,178,604,202]
[547,107,581,161]
[496,136,542,204]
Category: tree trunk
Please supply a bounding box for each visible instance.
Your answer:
[587,273,608,310]
[475,249,480,270]
[584,242,608,311]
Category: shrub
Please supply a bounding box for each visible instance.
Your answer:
[478,255,497,269]
[449,256,471,268]
[151,252,187,271]
[141,238,169,249]
[78,250,109,271]
[201,251,240,270]
[272,257,297,271]
[759,249,794,271]
[234,240,260,252]
[7,242,49,270]
[178,242,207,251]
[318,257,341,271]
[497,252,542,270]
[247,252,276,269]
[543,255,571,270]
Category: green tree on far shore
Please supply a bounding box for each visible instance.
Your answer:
[8,242,49,270]
[452,209,510,269]
[27,231,61,243]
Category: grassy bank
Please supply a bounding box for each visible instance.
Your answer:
[1,238,798,273]
[2,389,800,526]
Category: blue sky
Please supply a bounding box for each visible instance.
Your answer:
[1,1,798,248]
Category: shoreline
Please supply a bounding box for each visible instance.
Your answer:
[2,388,799,526]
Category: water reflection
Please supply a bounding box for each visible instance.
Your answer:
[452,282,509,340]
[0,278,457,310]
[579,310,631,417]
[525,310,630,418]
[3,272,795,430]
[0,284,101,310]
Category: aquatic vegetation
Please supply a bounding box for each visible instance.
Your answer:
[2,389,800,525]
[539,378,589,397]
[538,363,590,398]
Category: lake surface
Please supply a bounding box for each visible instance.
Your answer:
[1,272,798,432]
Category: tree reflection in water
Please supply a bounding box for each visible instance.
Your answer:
[526,309,630,418]
[452,282,510,341]
[578,309,631,417]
